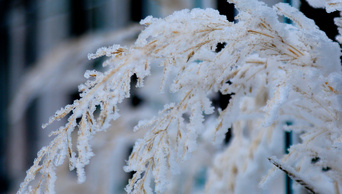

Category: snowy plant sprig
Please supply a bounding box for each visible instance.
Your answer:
[125,1,342,192]
[306,0,342,43]
[19,0,342,193]
[18,8,229,194]
[205,1,342,193]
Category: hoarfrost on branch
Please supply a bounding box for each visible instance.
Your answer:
[18,0,342,193]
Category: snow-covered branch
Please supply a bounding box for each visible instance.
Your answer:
[18,0,342,193]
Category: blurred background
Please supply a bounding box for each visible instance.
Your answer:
[0,0,338,193]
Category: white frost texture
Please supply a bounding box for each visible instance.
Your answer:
[18,0,342,193]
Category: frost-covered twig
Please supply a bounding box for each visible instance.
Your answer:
[306,0,342,44]
[18,0,342,193]
[268,157,318,194]
[10,25,142,124]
